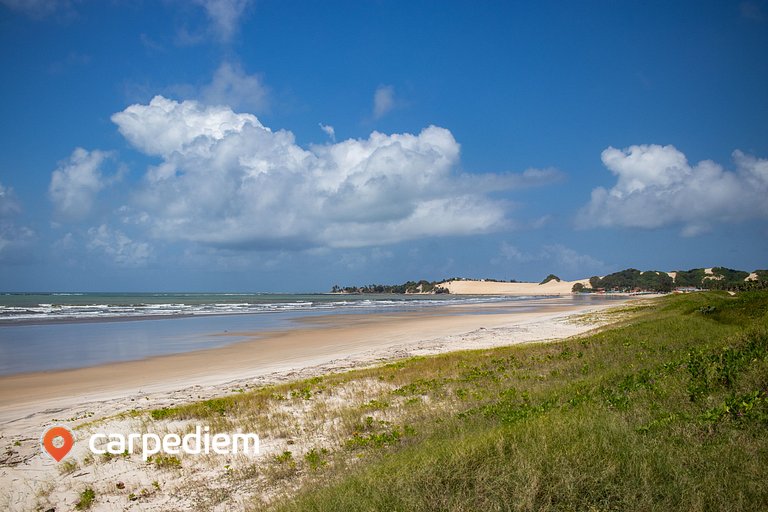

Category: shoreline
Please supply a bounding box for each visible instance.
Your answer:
[0,295,655,511]
[0,296,635,432]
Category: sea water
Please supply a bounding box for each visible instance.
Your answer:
[0,293,624,375]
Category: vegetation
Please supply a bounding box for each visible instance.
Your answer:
[75,487,96,510]
[331,280,449,294]
[259,291,768,511]
[588,268,674,292]
[332,269,767,295]
[539,274,561,285]
[577,267,768,293]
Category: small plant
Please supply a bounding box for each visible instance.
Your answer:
[58,458,79,475]
[362,399,390,410]
[150,407,177,420]
[274,450,294,464]
[304,448,329,470]
[291,385,313,400]
[152,480,161,490]
[152,454,182,469]
[75,487,95,510]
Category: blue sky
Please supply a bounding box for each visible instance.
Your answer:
[0,0,766,292]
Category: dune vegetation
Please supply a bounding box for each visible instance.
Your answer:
[133,291,768,511]
[253,291,768,511]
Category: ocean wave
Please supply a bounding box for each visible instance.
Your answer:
[0,295,516,322]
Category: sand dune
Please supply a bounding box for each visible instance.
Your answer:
[439,278,591,295]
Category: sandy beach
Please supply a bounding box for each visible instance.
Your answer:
[0,295,641,511]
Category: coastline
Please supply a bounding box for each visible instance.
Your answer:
[0,296,632,430]
[0,295,654,511]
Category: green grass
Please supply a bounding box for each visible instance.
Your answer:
[75,487,96,510]
[259,291,768,511]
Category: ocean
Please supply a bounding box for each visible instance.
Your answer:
[0,292,512,375]
[0,292,625,376]
[0,292,509,323]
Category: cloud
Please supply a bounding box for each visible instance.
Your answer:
[373,85,396,119]
[0,0,72,18]
[190,0,253,42]
[49,148,122,221]
[165,61,268,115]
[576,144,768,236]
[0,182,21,218]
[496,242,533,263]
[87,224,152,267]
[111,96,552,250]
[0,182,35,263]
[200,61,269,112]
[319,123,336,141]
[494,242,609,278]
[48,52,90,75]
[140,33,165,53]
[540,244,608,275]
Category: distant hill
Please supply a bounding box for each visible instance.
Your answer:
[331,268,768,295]
[583,267,768,293]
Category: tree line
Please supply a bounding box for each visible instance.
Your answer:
[573,268,768,293]
[331,280,449,294]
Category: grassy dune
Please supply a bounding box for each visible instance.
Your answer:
[137,292,768,510]
[257,292,768,511]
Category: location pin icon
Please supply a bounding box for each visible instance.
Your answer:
[42,425,74,462]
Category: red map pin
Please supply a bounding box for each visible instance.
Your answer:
[42,425,74,462]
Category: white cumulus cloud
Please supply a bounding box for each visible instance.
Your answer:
[49,148,121,221]
[111,96,548,250]
[577,144,768,236]
[88,224,152,267]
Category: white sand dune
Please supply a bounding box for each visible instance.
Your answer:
[439,278,591,296]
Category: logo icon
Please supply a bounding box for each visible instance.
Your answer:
[41,425,74,462]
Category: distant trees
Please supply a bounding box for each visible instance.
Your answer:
[582,267,764,293]
[674,267,755,291]
[673,269,707,287]
[540,274,561,285]
[332,267,768,295]
[587,269,673,293]
[330,280,449,294]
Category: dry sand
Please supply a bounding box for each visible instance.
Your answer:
[439,278,591,295]
[0,296,641,511]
